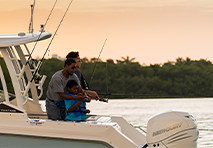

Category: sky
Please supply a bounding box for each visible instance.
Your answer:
[0,0,213,65]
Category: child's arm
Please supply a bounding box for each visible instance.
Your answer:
[67,100,83,112]
[58,92,86,101]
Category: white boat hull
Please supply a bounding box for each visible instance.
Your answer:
[0,102,146,148]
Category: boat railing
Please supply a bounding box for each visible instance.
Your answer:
[0,40,47,114]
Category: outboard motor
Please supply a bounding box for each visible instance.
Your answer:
[146,111,199,148]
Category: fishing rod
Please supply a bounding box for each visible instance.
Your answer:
[97,58,109,102]
[97,93,182,98]
[23,0,74,97]
[31,0,74,81]
[26,0,58,65]
[106,59,109,95]
[89,39,107,87]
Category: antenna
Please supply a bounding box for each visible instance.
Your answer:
[29,0,35,33]
[27,0,58,64]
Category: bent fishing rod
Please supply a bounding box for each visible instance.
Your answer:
[89,39,107,87]
[26,0,58,65]
[87,39,109,103]
[23,0,74,97]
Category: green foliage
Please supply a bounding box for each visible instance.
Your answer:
[0,57,14,93]
[80,57,213,98]
[1,57,213,99]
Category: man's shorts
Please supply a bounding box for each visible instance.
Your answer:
[46,99,66,120]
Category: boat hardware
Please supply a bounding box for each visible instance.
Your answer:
[26,0,58,65]
[23,0,74,97]
[29,0,35,33]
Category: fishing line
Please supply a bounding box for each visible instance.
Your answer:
[30,0,74,83]
[26,0,58,65]
[89,39,107,87]
[106,60,109,95]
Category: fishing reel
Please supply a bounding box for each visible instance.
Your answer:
[99,98,108,103]
[27,58,35,66]
[34,74,42,83]
[84,97,90,102]
[98,93,110,103]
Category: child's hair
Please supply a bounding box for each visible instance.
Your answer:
[66,80,78,89]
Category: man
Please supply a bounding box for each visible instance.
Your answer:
[46,58,86,120]
[66,51,99,99]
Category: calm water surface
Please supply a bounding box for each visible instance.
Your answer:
[87,98,213,148]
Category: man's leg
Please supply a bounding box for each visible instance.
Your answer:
[46,99,61,120]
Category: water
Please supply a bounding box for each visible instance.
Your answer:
[87,98,213,148]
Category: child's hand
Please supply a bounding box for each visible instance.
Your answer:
[77,94,87,101]
[85,109,90,114]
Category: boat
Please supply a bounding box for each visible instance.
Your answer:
[0,29,199,148]
[0,3,199,147]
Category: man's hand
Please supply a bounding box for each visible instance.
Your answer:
[82,92,91,102]
[86,90,100,101]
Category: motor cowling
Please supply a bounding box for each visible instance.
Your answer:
[146,110,199,148]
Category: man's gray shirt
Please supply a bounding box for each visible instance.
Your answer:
[46,70,81,101]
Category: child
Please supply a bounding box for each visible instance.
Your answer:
[64,80,90,121]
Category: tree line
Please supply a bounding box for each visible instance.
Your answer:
[0,56,213,99]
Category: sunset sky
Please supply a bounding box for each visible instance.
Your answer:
[0,0,213,65]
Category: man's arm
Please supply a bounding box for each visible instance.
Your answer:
[85,90,100,100]
[58,92,86,100]
[78,87,84,94]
